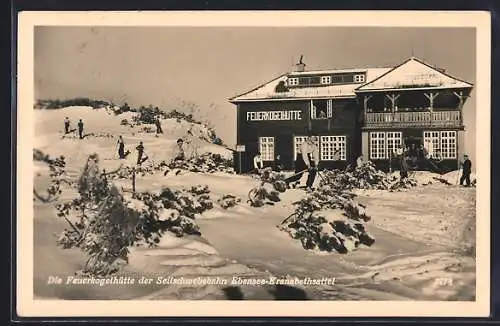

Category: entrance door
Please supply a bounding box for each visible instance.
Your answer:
[404,136,423,169]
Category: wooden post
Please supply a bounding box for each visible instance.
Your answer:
[363,95,372,124]
[308,99,313,131]
[424,92,438,126]
[385,93,399,124]
[132,168,136,193]
[453,90,465,126]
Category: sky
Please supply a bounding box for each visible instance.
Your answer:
[34,26,476,163]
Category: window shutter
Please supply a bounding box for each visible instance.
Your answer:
[327,100,333,118]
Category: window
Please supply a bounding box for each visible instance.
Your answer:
[440,131,457,159]
[321,76,331,84]
[311,100,329,119]
[354,74,366,83]
[370,132,387,159]
[294,136,319,159]
[259,137,275,161]
[386,132,403,158]
[287,77,299,86]
[423,131,456,159]
[320,136,346,161]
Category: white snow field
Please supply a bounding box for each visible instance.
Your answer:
[33,106,476,301]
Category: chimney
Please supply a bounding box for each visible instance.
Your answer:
[293,55,306,72]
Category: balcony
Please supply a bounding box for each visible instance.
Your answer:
[365,110,461,128]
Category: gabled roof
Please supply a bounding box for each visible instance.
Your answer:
[229,68,392,103]
[355,57,473,93]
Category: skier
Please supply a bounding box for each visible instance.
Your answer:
[253,152,264,174]
[136,141,145,165]
[117,135,127,159]
[286,134,320,191]
[77,119,84,139]
[155,117,163,134]
[459,154,472,187]
[64,117,70,134]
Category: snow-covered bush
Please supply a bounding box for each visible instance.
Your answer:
[33,149,71,202]
[55,154,213,276]
[278,167,375,253]
[320,161,418,191]
[217,194,241,209]
[248,167,287,207]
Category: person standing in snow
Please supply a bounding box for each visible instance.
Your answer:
[459,154,472,187]
[274,154,284,172]
[253,152,264,174]
[136,141,145,165]
[400,154,409,181]
[155,117,163,134]
[424,139,434,159]
[286,134,320,190]
[173,138,186,161]
[64,117,70,134]
[77,119,84,139]
[117,135,126,159]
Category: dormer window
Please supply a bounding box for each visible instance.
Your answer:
[354,74,366,83]
[287,77,299,86]
[320,76,331,84]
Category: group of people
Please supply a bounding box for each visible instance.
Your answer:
[63,117,85,139]
[251,135,473,189]
[253,134,320,191]
[117,135,188,169]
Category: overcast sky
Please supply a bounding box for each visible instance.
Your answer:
[34,26,476,162]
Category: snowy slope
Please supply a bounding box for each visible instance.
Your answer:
[34,106,232,173]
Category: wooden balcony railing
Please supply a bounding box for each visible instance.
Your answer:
[365,110,461,128]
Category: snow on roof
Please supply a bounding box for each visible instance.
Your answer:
[355,57,473,92]
[229,68,392,102]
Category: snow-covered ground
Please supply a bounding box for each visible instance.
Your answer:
[32,106,476,301]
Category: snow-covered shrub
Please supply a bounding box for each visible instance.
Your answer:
[33,149,71,202]
[319,161,418,191]
[217,194,241,209]
[247,167,288,207]
[278,168,375,253]
[54,153,213,276]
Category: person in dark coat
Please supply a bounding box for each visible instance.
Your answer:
[136,141,145,165]
[64,117,70,134]
[77,119,84,139]
[274,154,284,172]
[400,155,409,181]
[155,117,163,134]
[117,135,125,159]
[460,154,472,187]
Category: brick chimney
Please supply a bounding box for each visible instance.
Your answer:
[293,55,306,72]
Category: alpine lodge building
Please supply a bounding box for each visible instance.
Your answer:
[229,57,473,173]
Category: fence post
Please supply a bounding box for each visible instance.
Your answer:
[132,168,136,193]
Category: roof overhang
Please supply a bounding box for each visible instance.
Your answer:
[355,85,473,94]
[229,94,357,104]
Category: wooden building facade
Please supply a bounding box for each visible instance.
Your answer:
[229,57,473,173]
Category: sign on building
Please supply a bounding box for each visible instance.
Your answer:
[246,110,302,121]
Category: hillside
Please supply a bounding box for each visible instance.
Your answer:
[35,105,232,173]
